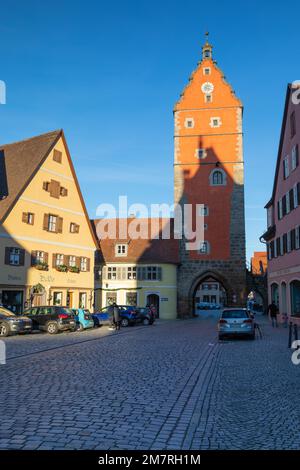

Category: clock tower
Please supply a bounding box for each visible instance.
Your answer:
[174,36,246,316]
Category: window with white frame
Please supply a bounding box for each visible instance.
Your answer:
[115,244,127,257]
[196,148,207,159]
[48,215,57,232]
[286,192,290,213]
[199,205,209,216]
[9,248,21,265]
[210,117,221,128]
[198,241,210,254]
[203,67,211,75]
[80,257,87,272]
[210,169,226,186]
[292,145,299,171]
[296,227,300,250]
[69,256,76,267]
[184,118,194,129]
[283,157,290,179]
[55,254,64,266]
[36,251,45,264]
[127,266,137,280]
[205,94,212,103]
[108,267,117,280]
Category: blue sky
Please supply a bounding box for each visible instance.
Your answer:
[1,0,299,261]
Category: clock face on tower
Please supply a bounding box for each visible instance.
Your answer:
[201,82,214,94]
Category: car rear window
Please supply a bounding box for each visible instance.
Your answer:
[222,310,248,319]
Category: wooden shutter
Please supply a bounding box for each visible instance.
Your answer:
[53,149,62,163]
[43,214,49,231]
[43,181,49,191]
[52,254,57,268]
[49,180,61,199]
[60,187,68,197]
[22,212,28,223]
[19,249,25,266]
[31,251,37,266]
[86,258,90,272]
[63,255,68,266]
[57,217,63,233]
[76,257,81,268]
[4,247,10,265]
[44,252,49,264]
[76,224,80,233]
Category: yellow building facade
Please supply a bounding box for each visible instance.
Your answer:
[0,130,98,312]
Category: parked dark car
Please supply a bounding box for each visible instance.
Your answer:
[92,305,138,328]
[136,307,155,325]
[0,306,32,337]
[23,306,76,334]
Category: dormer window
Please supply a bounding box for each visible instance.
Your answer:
[115,244,127,257]
[204,67,211,75]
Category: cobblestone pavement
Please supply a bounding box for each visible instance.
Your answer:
[0,316,299,450]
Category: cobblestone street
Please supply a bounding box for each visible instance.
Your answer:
[0,317,299,450]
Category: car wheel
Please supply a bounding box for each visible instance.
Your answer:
[0,322,10,337]
[121,318,129,327]
[143,318,150,326]
[46,322,59,334]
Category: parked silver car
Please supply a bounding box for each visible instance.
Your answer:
[218,308,255,340]
[0,306,32,337]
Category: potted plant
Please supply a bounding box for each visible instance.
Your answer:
[56,264,68,273]
[35,262,49,271]
[32,283,45,294]
[69,266,80,273]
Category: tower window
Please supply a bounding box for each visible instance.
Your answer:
[205,94,212,103]
[199,206,209,216]
[210,117,221,128]
[196,148,207,159]
[204,67,211,75]
[199,241,210,254]
[184,118,194,129]
[204,49,211,59]
[210,169,226,186]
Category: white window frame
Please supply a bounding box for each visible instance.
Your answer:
[287,231,292,252]
[36,251,45,264]
[195,148,207,159]
[184,118,194,129]
[48,215,57,232]
[69,256,76,267]
[115,244,127,257]
[80,257,87,272]
[291,146,298,171]
[286,192,290,214]
[278,199,283,220]
[284,156,290,179]
[296,226,300,250]
[203,67,211,75]
[210,117,221,128]
[56,254,64,266]
[205,94,212,103]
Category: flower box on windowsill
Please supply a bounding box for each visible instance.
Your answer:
[56,264,68,273]
[35,263,49,271]
[69,266,80,273]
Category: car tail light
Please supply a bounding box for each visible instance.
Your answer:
[58,314,69,319]
[219,319,227,324]
[243,319,253,324]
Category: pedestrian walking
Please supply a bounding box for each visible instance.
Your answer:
[107,303,115,330]
[268,301,279,328]
[113,303,121,331]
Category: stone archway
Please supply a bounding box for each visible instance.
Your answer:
[189,271,232,317]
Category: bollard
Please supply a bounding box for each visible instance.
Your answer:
[288,322,293,348]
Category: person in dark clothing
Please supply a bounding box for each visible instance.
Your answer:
[113,303,121,331]
[268,301,279,327]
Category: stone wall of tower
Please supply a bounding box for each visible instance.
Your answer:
[174,47,246,317]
